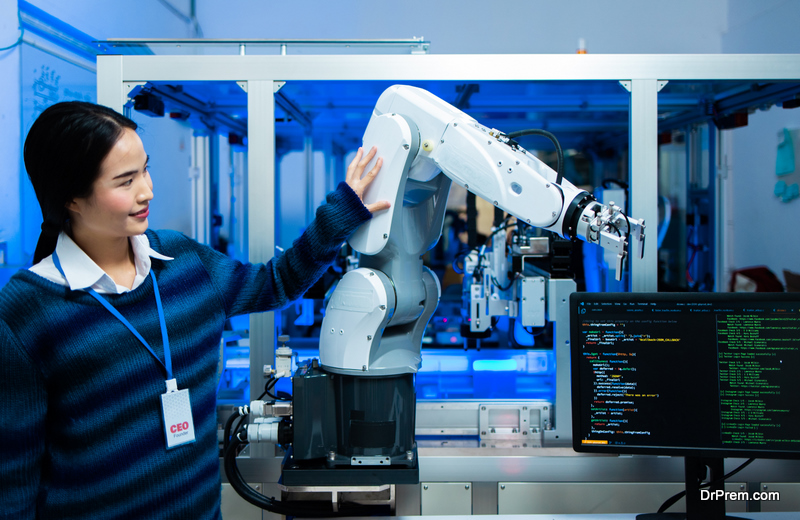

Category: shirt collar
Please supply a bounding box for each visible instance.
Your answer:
[56,232,173,294]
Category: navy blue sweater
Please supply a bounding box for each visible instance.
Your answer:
[0,183,371,519]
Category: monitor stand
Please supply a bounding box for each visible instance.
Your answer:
[637,457,751,520]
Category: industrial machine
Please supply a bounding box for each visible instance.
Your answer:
[224,85,645,514]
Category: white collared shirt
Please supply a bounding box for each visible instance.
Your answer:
[30,233,173,294]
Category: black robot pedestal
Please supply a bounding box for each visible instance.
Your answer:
[283,361,419,487]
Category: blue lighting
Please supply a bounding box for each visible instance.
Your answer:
[472,359,517,371]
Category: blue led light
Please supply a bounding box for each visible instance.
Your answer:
[472,359,517,371]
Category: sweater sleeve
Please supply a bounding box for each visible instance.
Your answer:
[170,182,371,318]
[0,321,47,519]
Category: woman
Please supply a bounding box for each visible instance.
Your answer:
[0,101,388,519]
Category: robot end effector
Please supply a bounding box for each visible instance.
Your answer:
[561,192,646,280]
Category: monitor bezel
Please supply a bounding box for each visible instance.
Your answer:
[569,291,800,460]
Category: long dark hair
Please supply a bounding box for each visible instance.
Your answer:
[24,102,138,264]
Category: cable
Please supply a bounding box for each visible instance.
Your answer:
[223,405,249,454]
[223,420,389,516]
[656,458,755,514]
[506,129,564,185]
[491,275,515,291]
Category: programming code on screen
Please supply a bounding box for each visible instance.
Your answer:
[573,297,800,455]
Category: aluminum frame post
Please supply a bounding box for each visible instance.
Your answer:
[96,55,125,112]
[627,79,661,292]
[247,81,277,458]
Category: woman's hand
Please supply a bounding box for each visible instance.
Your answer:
[346,146,391,214]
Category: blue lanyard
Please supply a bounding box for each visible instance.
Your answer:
[52,250,173,381]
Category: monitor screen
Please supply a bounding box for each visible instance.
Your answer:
[570,292,800,459]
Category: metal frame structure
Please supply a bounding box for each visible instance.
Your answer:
[98,54,800,516]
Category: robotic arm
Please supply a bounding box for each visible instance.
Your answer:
[319,85,645,376]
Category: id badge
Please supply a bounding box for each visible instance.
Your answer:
[161,379,196,449]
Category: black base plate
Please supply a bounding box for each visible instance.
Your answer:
[282,456,419,487]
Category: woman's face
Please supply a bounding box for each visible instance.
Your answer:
[68,128,153,241]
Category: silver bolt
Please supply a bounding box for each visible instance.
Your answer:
[508,168,513,173]
[497,161,502,166]
[516,160,520,165]
[545,183,550,188]
[367,335,372,341]
[481,406,486,410]
[526,219,531,224]
[328,451,336,461]
[465,184,469,189]
[552,211,557,217]
[369,271,374,276]
[330,328,334,333]
[523,431,528,435]
[487,141,492,145]
[493,201,498,206]
[481,431,487,435]
[500,485,506,490]
[440,139,444,143]
[465,484,470,490]
[407,451,413,461]
[339,329,344,335]
[424,485,429,490]
[362,365,367,371]
[383,233,388,239]
[453,122,458,127]
[403,144,409,150]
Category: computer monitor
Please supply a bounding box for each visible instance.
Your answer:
[570,292,800,520]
